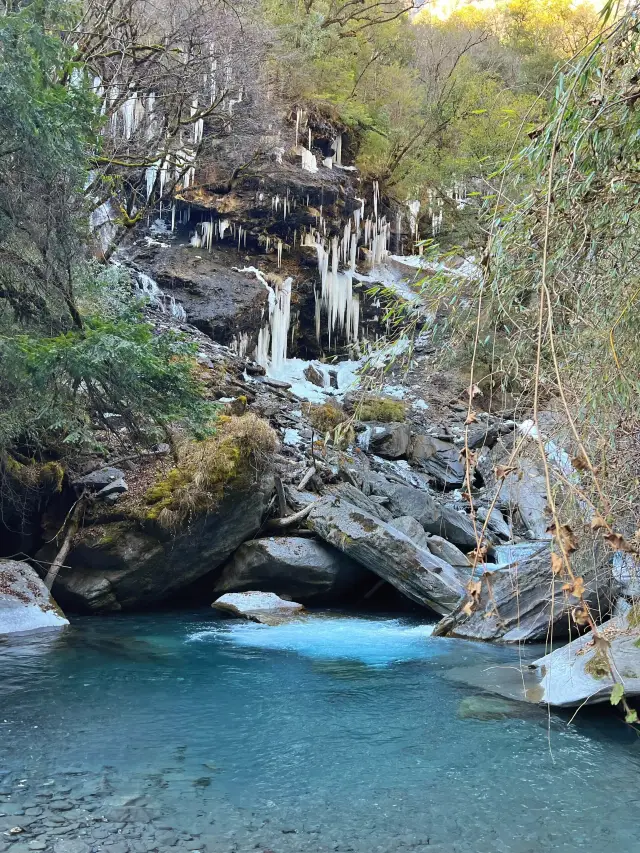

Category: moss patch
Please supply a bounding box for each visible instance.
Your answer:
[585,650,610,680]
[143,414,276,528]
[355,397,406,423]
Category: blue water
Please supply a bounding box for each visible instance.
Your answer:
[1,611,639,853]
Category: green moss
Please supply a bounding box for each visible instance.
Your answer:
[627,604,640,629]
[585,650,610,680]
[39,461,65,492]
[306,402,348,432]
[355,397,406,423]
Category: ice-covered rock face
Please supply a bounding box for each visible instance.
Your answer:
[0,560,69,636]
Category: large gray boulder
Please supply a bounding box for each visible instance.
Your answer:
[326,482,393,522]
[307,498,466,614]
[0,560,69,635]
[409,434,465,487]
[447,611,640,708]
[525,612,640,706]
[426,535,471,567]
[367,423,411,459]
[434,543,615,642]
[384,482,491,550]
[214,536,371,604]
[40,474,275,612]
[498,458,549,539]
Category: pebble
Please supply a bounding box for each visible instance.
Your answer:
[49,802,73,812]
[27,843,47,851]
[53,840,91,853]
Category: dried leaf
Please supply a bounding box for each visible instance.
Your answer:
[547,522,578,554]
[591,516,608,531]
[465,411,478,425]
[551,553,564,576]
[462,600,475,616]
[495,464,517,480]
[610,683,624,706]
[562,576,585,598]
[604,532,634,553]
[571,604,590,626]
[467,546,488,563]
[467,384,482,399]
[571,452,590,472]
[466,579,482,599]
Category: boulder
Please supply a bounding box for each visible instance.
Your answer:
[391,516,429,549]
[409,434,465,487]
[307,498,466,614]
[213,591,304,625]
[326,482,393,522]
[41,474,275,612]
[433,544,616,643]
[0,560,69,635]
[477,506,510,540]
[498,458,549,539]
[72,467,126,492]
[426,535,471,567]
[214,536,370,604]
[303,364,325,387]
[367,423,411,459]
[447,611,640,708]
[384,482,490,550]
[524,612,640,706]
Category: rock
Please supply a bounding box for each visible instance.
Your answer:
[72,467,125,492]
[477,506,510,540]
[307,498,466,614]
[434,544,615,642]
[303,364,325,387]
[96,478,128,499]
[426,535,471,567]
[0,561,69,636]
[53,841,90,853]
[43,474,275,612]
[367,423,411,459]
[326,483,393,522]
[390,516,429,549]
[384,482,490,550]
[524,611,640,706]
[465,421,515,450]
[214,536,370,604]
[457,695,525,720]
[244,361,266,376]
[213,591,305,624]
[498,458,549,539]
[409,434,465,487]
[260,377,292,390]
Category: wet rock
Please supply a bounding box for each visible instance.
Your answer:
[43,474,275,612]
[390,516,429,549]
[408,434,465,487]
[367,423,411,459]
[0,561,69,636]
[214,536,370,604]
[303,364,325,387]
[326,483,393,522]
[213,591,305,624]
[72,468,126,492]
[53,841,90,853]
[307,498,465,614]
[434,544,615,642]
[426,536,471,567]
[524,611,640,707]
[457,695,525,720]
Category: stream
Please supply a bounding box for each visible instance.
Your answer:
[1,612,639,853]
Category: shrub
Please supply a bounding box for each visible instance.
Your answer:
[355,397,406,423]
[144,414,277,527]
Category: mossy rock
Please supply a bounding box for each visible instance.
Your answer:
[355,397,406,423]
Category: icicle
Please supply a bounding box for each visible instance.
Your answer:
[145,161,159,200]
[331,134,342,166]
[300,148,317,173]
[277,240,283,268]
[308,127,312,150]
[171,204,176,232]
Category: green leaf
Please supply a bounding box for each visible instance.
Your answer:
[610,683,624,706]
[625,709,638,724]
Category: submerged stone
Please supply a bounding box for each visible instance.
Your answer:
[457,695,526,721]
